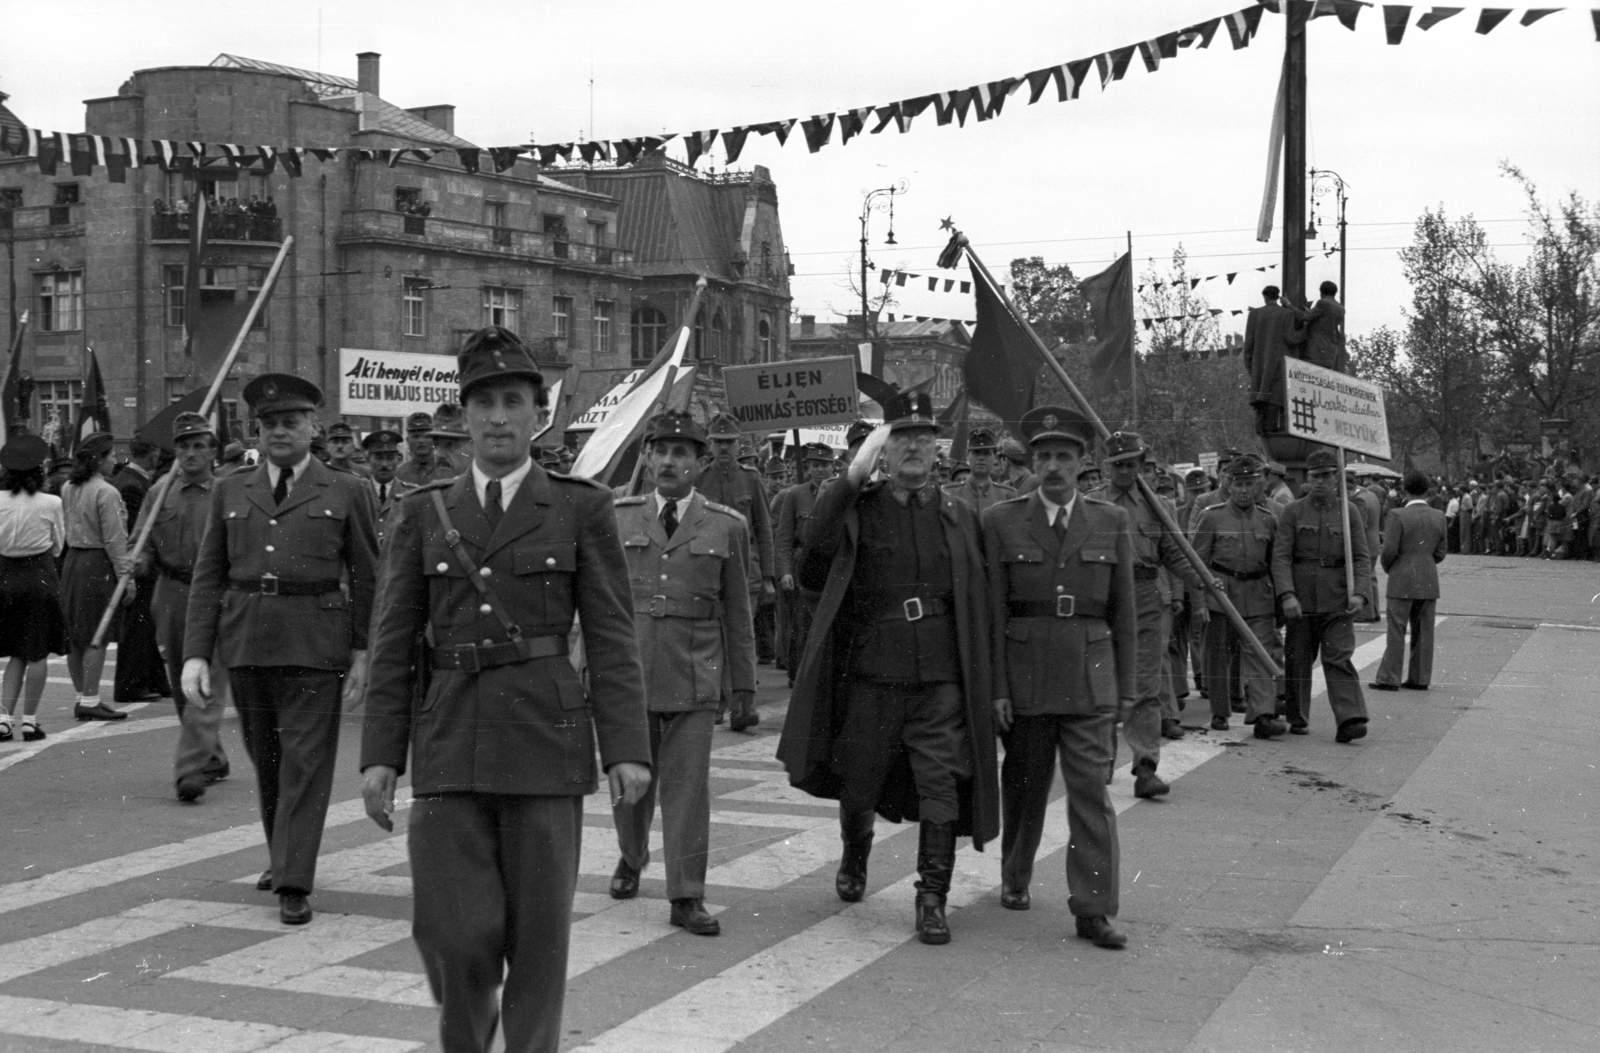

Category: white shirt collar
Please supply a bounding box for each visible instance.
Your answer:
[1406,498,1428,506]
[266,454,312,489]
[472,457,535,511]
[1037,488,1077,527]
[652,488,696,522]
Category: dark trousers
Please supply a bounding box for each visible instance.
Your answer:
[114,572,169,702]
[613,709,714,900]
[1204,612,1282,722]
[152,578,228,784]
[1374,597,1436,688]
[1283,613,1368,730]
[229,665,344,893]
[834,680,969,825]
[1120,580,1168,771]
[783,590,816,682]
[410,793,581,1053]
[1167,600,1190,700]
[753,598,776,662]
[1000,712,1119,917]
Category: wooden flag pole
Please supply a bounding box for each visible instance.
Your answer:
[1126,230,1137,427]
[1336,445,1356,608]
[89,236,295,651]
[961,235,1283,680]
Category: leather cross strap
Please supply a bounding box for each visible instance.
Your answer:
[430,489,523,644]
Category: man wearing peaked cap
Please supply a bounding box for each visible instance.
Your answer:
[427,402,473,479]
[361,430,413,547]
[772,441,836,686]
[181,373,378,925]
[980,405,1134,948]
[995,435,1040,496]
[360,325,649,1053]
[944,425,1015,514]
[396,410,449,486]
[607,409,756,937]
[778,383,998,948]
[324,421,368,478]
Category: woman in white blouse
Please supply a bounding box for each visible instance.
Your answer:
[0,435,67,741]
[59,432,134,722]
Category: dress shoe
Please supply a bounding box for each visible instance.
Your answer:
[1209,716,1229,731]
[1253,717,1288,739]
[278,892,312,925]
[74,702,127,722]
[1160,718,1185,740]
[135,690,166,702]
[256,870,274,891]
[0,719,11,742]
[610,857,644,900]
[729,701,760,732]
[1401,682,1429,691]
[670,898,720,936]
[175,775,207,803]
[1368,681,1399,692]
[1000,886,1031,911]
[21,722,45,742]
[1335,719,1369,744]
[1075,914,1128,949]
[1288,723,1309,736]
[1132,761,1170,799]
[1230,699,1246,714]
[204,766,230,784]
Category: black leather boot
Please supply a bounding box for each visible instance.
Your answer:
[914,820,956,945]
[835,806,875,902]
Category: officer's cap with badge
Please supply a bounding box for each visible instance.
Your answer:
[404,411,434,435]
[1227,453,1265,480]
[1102,430,1147,464]
[243,373,323,419]
[171,411,215,445]
[1184,468,1210,490]
[882,389,936,433]
[967,427,999,452]
[1019,405,1095,452]
[428,402,470,440]
[646,410,709,451]
[707,412,741,440]
[326,421,355,440]
[1305,449,1340,475]
[802,442,834,463]
[1265,460,1287,478]
[844,419,876,448]
[362,429,402,453]
[457,325,543,401]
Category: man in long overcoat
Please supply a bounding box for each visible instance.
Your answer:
[1241,285,1305,437]
[777,391,998,946]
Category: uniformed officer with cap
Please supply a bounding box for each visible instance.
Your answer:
[772,442,834,685]
[428,402,474,478]
[137,410,230,801]
[181,372,379,925]
[1191,453,1288,738]
[1094,432,1204,797]
[1264,461,1294,511]
[1077,460,1102,495]
[1187,448,1243,534]
[1272,448,1371,741]
[361,429,414,548]
[778,389,998,946]
[324,421,368,477]
[395,410,451,486]
[982,406,1135,949]
[361,326,651,1053]
[608,410,756,936]
[943,427,1016,513]
[996,436,1040,495]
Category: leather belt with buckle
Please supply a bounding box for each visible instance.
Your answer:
[431,634,569,672]
[1007,596,1109,620]
[1209,562,1270,582]
[868,595,952,622]
[636,596,717,619]
[227,576,342,596]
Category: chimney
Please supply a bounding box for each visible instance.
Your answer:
[357,52,380,96]
[406,105,456,134]
[799,314,815,336]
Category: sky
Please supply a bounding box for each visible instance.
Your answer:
[3,0,1597,344]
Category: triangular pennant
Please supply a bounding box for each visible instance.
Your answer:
[1026,65,1065,104]
[1520,8,1561,25]
[943,279,954,292]
[927,277,938,292]
[1233,309,1244,315]
[1108,45,1137,81]
[256,145,277,173]
[1416,7,1464,30]
[1064,58,1093,99]
[959,281,970,294]
[281,147,304,176]
[984,78,1019,119]
[881,269,893,284]
[719,127,750,164]
[1138,39,1164,72]
[800,113,835,153]
[1210,308,1223,316]
[575,142,602,164]
[1225,5,1266,47]
[1180,18,1222,47]
[1094,53,1113,89]
[971,83,995,121]
[489,146,522,172]
[309,148,336,162]
[754,119,796,145]
[1226,272,1237,284]
[1383,4,1412,42]
[537,144,562,165]
[1138,284,1146,293]
[840,108,871,144]
[456,147,480,172]
[895,273,908,287]
[154,139,178,167]
[899,96,932,131]
[1190,278,1201,289]
[68,134,95,176]
[1475,7,1512,32]
[1592,8,1600,38]
[871,104,901,133]
[187,141,207,158]
[412,147,435,163]
[386,148,405,167]
[1332,0,1363,30]
[684,130,718,166]
[1142,318,1153,330]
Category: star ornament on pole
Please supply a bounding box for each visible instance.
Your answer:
[936,219,969,270]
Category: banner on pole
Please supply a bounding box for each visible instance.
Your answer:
[1198,451,1220,477]
[339,348,460,418]
[722,356,859,430]
[1283,358,1392,460]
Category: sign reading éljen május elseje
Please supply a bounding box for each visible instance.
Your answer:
[1283,357,1392,461]
[721,356,859,430]
[340,349,460,419]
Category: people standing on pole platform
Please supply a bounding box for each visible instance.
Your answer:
[1242,285,1305,438]
[778,391,998,947]
[0,434,66,744]
[181,373,379,926]
[1271,448,1372,742]
[361,326,651,1053]
[608,410,756,937]
[982,406,1135,950]
[59,432,134,722]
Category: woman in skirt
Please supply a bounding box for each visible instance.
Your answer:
[59,432,134,721]
[0,434,67,742]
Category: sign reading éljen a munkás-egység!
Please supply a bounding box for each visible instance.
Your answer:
[722,356,859,430]
[1283,358,1392,461]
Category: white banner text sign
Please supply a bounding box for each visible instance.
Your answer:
[340,348,461,418]
[722,357,859,430]
[1283,358,1391,461]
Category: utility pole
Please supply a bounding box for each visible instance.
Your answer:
[1283,11,1308,310]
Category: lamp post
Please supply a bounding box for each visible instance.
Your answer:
[1307,167,1349,337]
[858,180,907,342]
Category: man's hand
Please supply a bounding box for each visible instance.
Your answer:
[992,696,1014,734]
[1281,595,1304,620]
[361,765,398,832]
[1347,594,1367,616]
[609,761,652,807]
[761,578,776,599]
[181,657,212,706]
[780,573,796,591]
[341,650,369,707]
[1195,604,1211,626]
[848,424,892,485]
[120,577,137,607]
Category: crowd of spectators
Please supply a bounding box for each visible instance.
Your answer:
[1440,473,1597,561]
[151,195,280,241]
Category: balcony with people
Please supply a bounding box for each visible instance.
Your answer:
[152,195,282,242]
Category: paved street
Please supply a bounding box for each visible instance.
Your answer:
[1,555,1596,1053]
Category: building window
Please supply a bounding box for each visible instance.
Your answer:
[486,201,510,246]
[165,265,186,326]
[37,271,83,332]
[758,315,773,360]
[593,300,614,355]
[403,278,427,337]
[710,309,726,363]
[54,184,80,205]
[544,214,569,258]
[0,188,20,231]
[34,380,82,440]
[762,241,773,278]
[693,308,706,359]
[552,296,572,340]
[631,306,669,365]
[483,286,521,332]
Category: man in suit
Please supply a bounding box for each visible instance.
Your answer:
[1300,280,1347,373]
[778,391,998,946]
[608,411,755,937]
[360,429,414,549]
[1371,470,1448,691]
[1241,285,1305,437]
[773,442,834,685]
[181,373,379,925]
[361,327,651,1053]
[942,427,1016,513]
[982,406,1135,949]
[112,439,171,703]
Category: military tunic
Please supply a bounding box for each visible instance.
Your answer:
[698,461,775,584]
[941,475,1017,516]
[772,478,822,678]
[1191,499,1284,724]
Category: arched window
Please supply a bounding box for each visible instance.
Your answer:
[631,305,668,365]
[710,310,726,363]
[757,316,773,361]
[693,308,707,359]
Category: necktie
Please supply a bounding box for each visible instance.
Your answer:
[272,468,290,507]
[1054,509,1068,542]
[660,499,678,539]
[484,480,503,531]
[378,483,388,504]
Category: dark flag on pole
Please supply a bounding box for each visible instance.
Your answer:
[963,261,1038,427]
[1079,252,1135,389]
[75,347,111,450]
[134,387,209,451]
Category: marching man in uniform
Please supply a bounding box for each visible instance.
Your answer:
[181,374,379,925]
[361,326,651,1053]
[772,442,833,684]
[608,411,756,937]
[360,429,414,549]
[982,406,1135,949]
[395,410,451,486]
[942,427,1015,513]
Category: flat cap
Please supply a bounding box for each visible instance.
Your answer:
[457,326,542,400]
[707,412,742,439]
[326,421,355,439]
[171,411,215,444]
[967,427,999,451]
[883,390,936,433]
[1306,449,1340,472]
[645,410,709,449]
[1102,431,1147,463]
[405,411,435,434]
[1227,453,1265,479]
[802,442,835,462]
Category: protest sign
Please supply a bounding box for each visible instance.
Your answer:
[1283,358,1392,460]
[339,348,460,418]
[722,356,858,430]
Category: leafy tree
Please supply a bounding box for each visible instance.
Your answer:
[1008,256,1093,347]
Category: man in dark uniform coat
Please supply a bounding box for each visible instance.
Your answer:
[982,406,1135,949]
[395,410,451,486]
[778,391,998,946]
[112,439,171,702]
[1242,285,1305,437]
[181,373,379,925]
[699,413,774,727]
[428,402,474,479]
[772,442,834,684]
[325,421,369,477]
[1271,448,1372,742]
[361,327,651,1053]
[942,427,1016,513]
[361,429,414,549]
